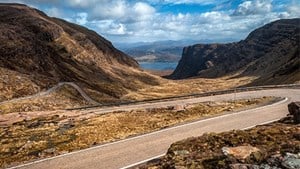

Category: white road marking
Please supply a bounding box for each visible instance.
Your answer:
[7,97,289,169]
[120,109,288,169]
[120,154,165,169]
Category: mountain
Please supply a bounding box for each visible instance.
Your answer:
[0,3,159,103]
[117,40,198,62]
[169,19,300,85]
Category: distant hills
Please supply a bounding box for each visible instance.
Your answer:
[0,3,159,102]
[169,19,300,85]
[116,40,197,62]
[0,4,298,105]
[117,39,238,63]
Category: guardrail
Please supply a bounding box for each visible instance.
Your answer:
[66,83,300,110]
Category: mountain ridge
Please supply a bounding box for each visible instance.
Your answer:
[0,3,159,103]
[169,18,300,85]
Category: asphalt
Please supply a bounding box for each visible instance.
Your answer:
[0,82,99,105]
[8,88,300,169]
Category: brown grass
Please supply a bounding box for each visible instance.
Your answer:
[0,85,91,114]
[124,75,256,100]
[0,67,41,102]
[0,97,275,168]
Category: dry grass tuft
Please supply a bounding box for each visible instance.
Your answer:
[0,97,275,168]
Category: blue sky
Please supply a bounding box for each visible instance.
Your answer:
[1,0,300,43]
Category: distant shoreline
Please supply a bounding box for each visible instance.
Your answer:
[139,61,178,72]
[145,69,174,77]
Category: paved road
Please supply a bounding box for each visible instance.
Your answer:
[10,88,300,169]
[0,82,99,105]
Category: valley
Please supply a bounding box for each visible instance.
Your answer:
[0,2,299,169]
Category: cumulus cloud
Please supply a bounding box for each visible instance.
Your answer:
[46,7,63,18]
[73,0,300,42]
[90,0,127,20]
[233,0,273,16]
[134,2,155,16]
[149,0,227,5]
[75,12,88,25]
[66,0,98,8]
[287,2,300,17]
[0,0,299,43]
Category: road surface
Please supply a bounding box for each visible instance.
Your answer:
[0,82,99,105]
[9,88,300,169]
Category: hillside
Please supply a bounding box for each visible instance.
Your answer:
[169,19,300,85]
[0,3,159,103]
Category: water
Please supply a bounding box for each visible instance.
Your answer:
[139,62,178,70]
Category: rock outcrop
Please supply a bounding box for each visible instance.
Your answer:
[169,19,300,85]
[288,102,300,124]
[140,104,300,169]
[0,3,159,102]
[222,146,261,162]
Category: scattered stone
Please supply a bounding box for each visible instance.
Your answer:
[222,146,260,161]
[288,102,300,124]
[26,120,44,128]
[230,163,260,169]
[59,122,75,130]
[282,153,300,169]
[173,105,185,112]
[174,166,187,169]
[48,122,55,127]
[19,141,34,152]
[44,148,56,154]
[173,150,190,156]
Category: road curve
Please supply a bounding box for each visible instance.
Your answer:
[9,88,300,169]
[0,82,99,105]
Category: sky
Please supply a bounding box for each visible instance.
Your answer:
[1,0,300,43]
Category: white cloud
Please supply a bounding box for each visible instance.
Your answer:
[66,0,99,8]
[90,0,127,20]
[134,2,155,16]
[150,0,226,5]
[75,12,88,25]
[287,3,300,17]
[0,0,299,43]
[92,20,131,35]
[199,11,230,23]
[46,7,63,18]
[233,0,273,15]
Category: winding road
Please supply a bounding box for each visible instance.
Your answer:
[8,88,300,169]
[0,82,99,105]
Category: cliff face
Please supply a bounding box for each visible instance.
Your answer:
[0,3,159,102]
[170,19,300,85]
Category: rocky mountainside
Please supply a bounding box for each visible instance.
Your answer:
[0,3,159,103]
[169,19,300,85]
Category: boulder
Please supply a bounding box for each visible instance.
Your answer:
[173,105,185,112]
[288,102,300,124]
[230,164,260,169]
[222,145,261,162]
[282,153,300,169]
